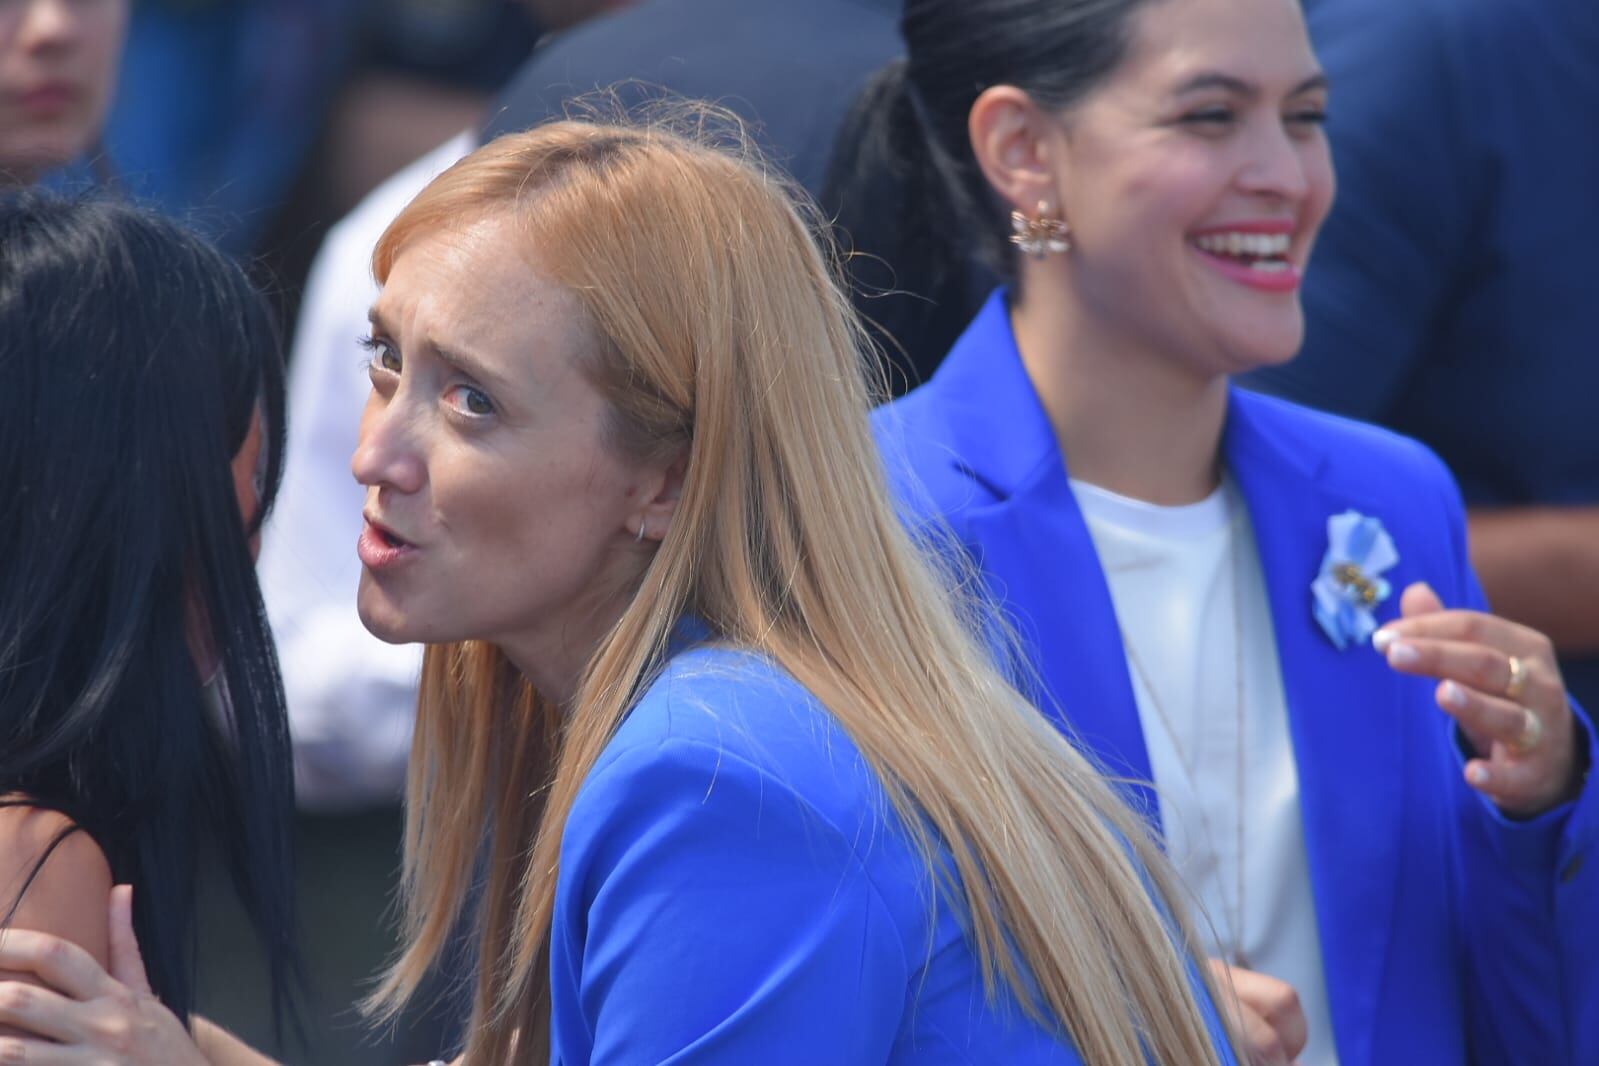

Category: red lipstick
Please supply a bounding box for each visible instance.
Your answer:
[1189,219,1303,294]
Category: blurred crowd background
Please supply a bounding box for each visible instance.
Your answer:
[6,0,1594,1061]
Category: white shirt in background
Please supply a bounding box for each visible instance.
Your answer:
[257,131,476,811]
[1072,475,1338,1066]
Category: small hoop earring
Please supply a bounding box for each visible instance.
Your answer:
[635,523,646,544]
[1009,200,1071,257]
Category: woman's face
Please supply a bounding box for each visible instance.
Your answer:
[0,0,127,182]
[353,214,659,687]
[1044,0,1333,375]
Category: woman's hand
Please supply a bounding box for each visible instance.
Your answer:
[0,885,209,1065]
[1375,582,1589,817]
[1206,959,1307,1066]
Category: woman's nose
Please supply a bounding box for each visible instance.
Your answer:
[351,390,426,495]
[1238,121,1314,204]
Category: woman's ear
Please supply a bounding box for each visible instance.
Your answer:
[967,86,1065,217]
[632,449,687,544]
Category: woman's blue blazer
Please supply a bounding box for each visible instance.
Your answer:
[873,290,1598,1065]
[548,639,1235,1063]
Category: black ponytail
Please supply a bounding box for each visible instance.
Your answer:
[824,58,996,391]
[823,0,1159,381]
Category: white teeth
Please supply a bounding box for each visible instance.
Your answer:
[1194,232,1291,258]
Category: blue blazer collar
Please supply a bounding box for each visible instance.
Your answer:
[931,291,1402,1062]
[922,290,1061,502]
[928,289,1341,500]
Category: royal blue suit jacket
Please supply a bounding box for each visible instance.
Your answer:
[549,641,1236,1064]
[873,291,1598,1065]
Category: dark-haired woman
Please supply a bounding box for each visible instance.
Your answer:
[850,0,1597,1063]
[0,192,297,1047]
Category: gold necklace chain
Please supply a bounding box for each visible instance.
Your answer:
[1119,502,1249,967]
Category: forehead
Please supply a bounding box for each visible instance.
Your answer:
[373,213,593,367]
[1118,0,1319,88]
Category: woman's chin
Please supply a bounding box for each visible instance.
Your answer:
[1223,324,1305,375]
[356,590,419,646]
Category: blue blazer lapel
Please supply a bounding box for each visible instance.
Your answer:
[914,309,1406,1060]
[1225,388,1404,1065]
[925,293,1159,823]
[964,467,1164,823]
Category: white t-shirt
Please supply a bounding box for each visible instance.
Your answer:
[1072,475,1338,1066]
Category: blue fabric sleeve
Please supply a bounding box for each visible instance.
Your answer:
[1427,458,1599,1063]
[557,736,913,1065]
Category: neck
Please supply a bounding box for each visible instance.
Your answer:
[502,610,614,710]
[501,641,580,710]
[498,556,647,709]
[1010,267,1229,505]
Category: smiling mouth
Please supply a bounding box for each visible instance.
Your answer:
[1191,231,1293,273]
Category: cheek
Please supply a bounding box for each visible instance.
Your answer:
[1305,144,1337,233]
[1082,156,1214,266]
[229,415,265,530]
[440,446,625,574]
[83,10,128,103]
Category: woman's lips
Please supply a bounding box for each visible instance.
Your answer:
[357,518,417,571]
[1191,244,1303,294]
[14,83,81,115]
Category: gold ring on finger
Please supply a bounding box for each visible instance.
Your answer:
[1509,706,1543,755]
[1504,654,1530,701]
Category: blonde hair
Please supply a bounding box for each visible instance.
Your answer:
[367,108,1234,1066]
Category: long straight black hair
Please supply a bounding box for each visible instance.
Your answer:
[823,0,1162,372]
[0,191,298,1026]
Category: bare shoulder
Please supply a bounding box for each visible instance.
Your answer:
[0,804,113,970]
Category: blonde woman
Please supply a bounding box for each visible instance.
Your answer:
[0,116,1237,1065]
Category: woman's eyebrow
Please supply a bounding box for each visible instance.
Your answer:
[1173,71,1329,98]
[431,341,514,393]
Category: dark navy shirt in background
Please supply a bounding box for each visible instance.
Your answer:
[1245,0,1599,708]
[482,0,900,200]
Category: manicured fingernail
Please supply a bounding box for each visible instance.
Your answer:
[1440,681,1466,710]
[1388,641,1420,666]
[1468,764,1491,787]
[1372,629,1395,653]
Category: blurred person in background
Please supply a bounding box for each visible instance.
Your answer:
[98,0,543,261]
[264,0,898,811]
[100,0,364,252]
[0,112,1239,1066]
[313,0,547,216]
[1244,0,1599,809]
[0,192,298,1047]
[0,0,126,187]
[852,0,1597,1062]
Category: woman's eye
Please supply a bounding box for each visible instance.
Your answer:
[1287,109,1328,127]
[445,384,495,418]
[1181,108,1235,128]
[359,334,402,373]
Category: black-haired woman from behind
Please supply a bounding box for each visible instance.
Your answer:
[0,191,298,1048]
